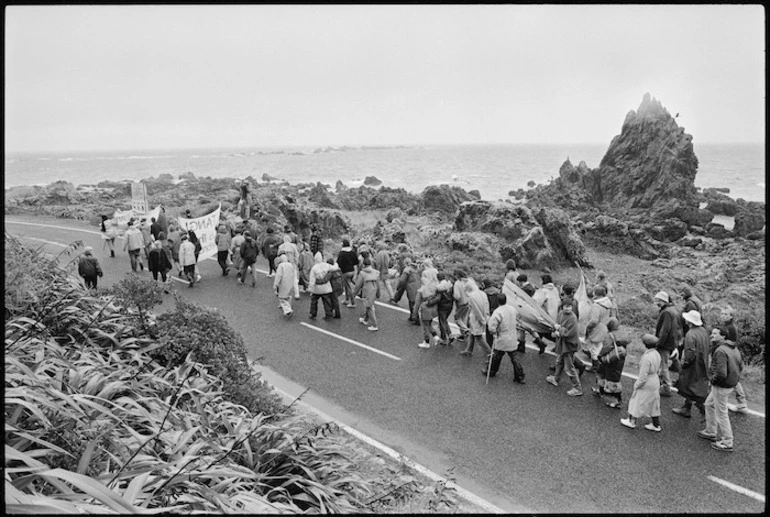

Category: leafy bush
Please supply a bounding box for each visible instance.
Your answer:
[109,273,164,332]
[154,295,284,417]
[734,307,766,366]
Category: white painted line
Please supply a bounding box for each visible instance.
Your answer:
[300,322,402,361]
[707,475,765,503]
[261,379,510,514]
[6,220,103,236]
[18,236,68,248]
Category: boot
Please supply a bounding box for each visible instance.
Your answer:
[110,250,115,257]
[672,405,692,418]
[517,341,526,354]
[535,337,546,354]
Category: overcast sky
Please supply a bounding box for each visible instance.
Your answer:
[5,5,765,152]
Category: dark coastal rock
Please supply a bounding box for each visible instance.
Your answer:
[745,229,765,241]
[335,186,419,212]
[644,219,688,242]
[335,180,347,191]
[453,201,589,268]
[363,176,383,187]
[675,205,714,227]
[703,187,731,195]
[706,223,732,240]
[420,185,481,215]
[178,172,196,180]
[261,173,282,182]
[446,232,500,254]
[705,197,739,216]
[307,183,340,209]
[679,236,703,248]
[733,211,765,237]
[527,180,536,188]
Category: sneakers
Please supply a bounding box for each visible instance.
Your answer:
[514,378,526,385]
[727,403,749,414]
[644,423,661,432]
[285,311,293,319]
[697,430,719,442]
[482,369,495,377]
[418,341,431,348]
[545,376,558,387]
[367,326,379,331]
[620,418,636,429]
[591,387,602,396]
[196,274,202,282]
[346,303,356,308]
[672,406,692,418]
[459,349,471,356]
[606,400,621,409]
[659,388,672,398]
[433,335,442,345]
[359,317,367,324]
[567,388,583,397]
[711,440,734,452]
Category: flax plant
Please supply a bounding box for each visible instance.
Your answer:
[5,234,374,513]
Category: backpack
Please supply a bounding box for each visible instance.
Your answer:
[315,268,334,285]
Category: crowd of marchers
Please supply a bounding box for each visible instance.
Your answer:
[83,200,748,454]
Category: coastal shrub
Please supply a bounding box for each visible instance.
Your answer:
[153,295,284,416]
[734,307,765,366]
[109,274,164,333]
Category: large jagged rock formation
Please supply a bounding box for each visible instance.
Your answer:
[594,93,699,208]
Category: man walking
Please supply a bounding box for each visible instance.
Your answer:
[483,293,525,384]
[654,291,682,397]
[672,310,710,418]
[698,327,743,452]
[122,220,145,272]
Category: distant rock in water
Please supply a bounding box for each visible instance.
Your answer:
[262,173,282,182]
[363,176,382,187]
[335,180,347,191]
[527,180,536,188]
[420,185,480,215]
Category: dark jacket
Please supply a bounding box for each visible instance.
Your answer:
[708,340,743,388]
[148,247,172,274]
[554,311,579,354]
[240,238,259,263]
[597,332,628,383]
[78,255,102,278]
[330,269,344,297]
[336,248,358,274]
[484,285,502,316]
[655,303,682,351]
[675,325,711,401]
[261,234,282,259]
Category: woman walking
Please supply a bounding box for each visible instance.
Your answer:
[593,318,627,408]
[621,333,663,431]
[188,230,202,282]
[77,247,103,290]
[148,240,173,291]
[215,223,232,276]
[178,233,197,288]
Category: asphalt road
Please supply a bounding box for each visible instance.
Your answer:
[6,217,766,513]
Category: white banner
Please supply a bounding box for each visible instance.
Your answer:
[113,206,161,236]
[178,204,221,262]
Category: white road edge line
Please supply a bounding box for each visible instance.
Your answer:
[18,236,68,248]
[300,322,402,361]
[707,475,765,503]
[6,220,103,236]
[258,374,510,514]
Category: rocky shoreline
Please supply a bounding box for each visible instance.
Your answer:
[5,94,766,360]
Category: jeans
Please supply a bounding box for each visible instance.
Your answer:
[437,310,452,341]
[379,276,395,299]
[364,306,377,327]
[310,293,333,318]
[489,349,525,381]
[554,351,582,390]
[128,249,142,272]
[733,382,747,406]
[464,333,491,354]
[82,275,98,290]
[454,303,470,336]
[705,385,734,445]
[342,271,355,304]
[151,270,168,282]
[657,348,673,390]
[329,292,341,317]
[183,264,196,285]
[421,317,436,342]
[239,261,258,284]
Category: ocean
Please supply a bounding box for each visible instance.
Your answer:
[3,143,765,203]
